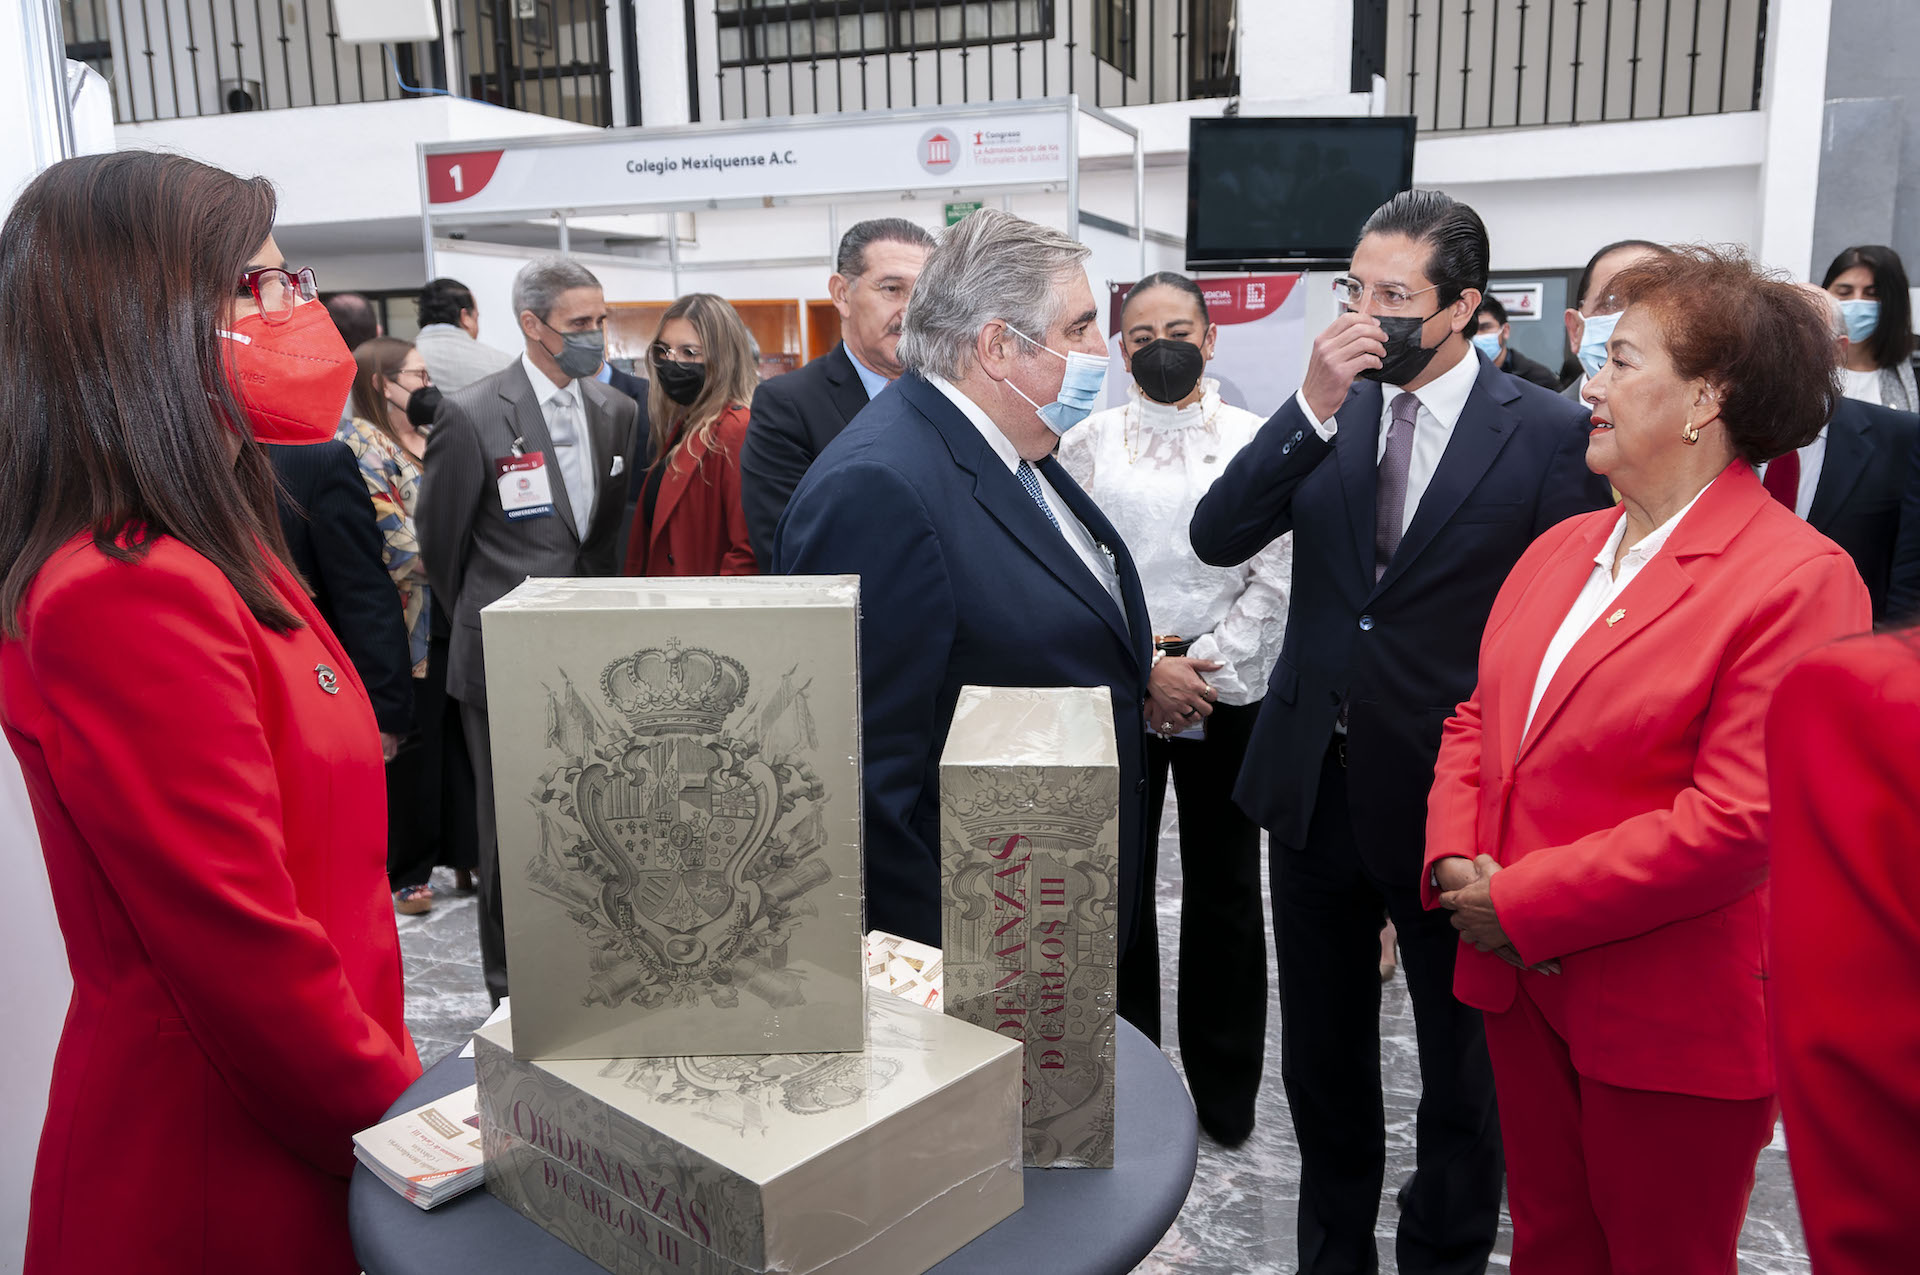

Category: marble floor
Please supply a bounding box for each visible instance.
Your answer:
[395,796,1813,1273]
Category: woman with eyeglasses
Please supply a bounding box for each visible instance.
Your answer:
[622,293,761,576]
[1823,244,1917,410]
[343,338,479,915]
[0,152,419,1274]
[1058,272,1288,1146]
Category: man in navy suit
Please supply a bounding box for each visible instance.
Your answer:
[741,218,935,564]
[1780,286,1917,621]
[1191,190,1610,1275]
[775,209,1153,964]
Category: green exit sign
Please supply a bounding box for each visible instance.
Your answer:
[944,200,984,225]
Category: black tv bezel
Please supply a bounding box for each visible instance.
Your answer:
[1184,115,1418,272]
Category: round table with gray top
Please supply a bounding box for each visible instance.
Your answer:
[351,1018,1197,1275]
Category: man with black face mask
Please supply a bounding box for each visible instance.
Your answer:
[416,255,641,1004]
[1191,191,1610,1275]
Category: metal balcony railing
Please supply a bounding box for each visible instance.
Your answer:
[705,0,1238,121]
[60,0,613,126]
[1385,0,1769,132]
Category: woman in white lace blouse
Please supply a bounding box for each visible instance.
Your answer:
[1059,273,1289,1146]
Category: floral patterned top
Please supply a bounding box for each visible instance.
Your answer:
[337,416,429,676]
[1059,378,1292,707]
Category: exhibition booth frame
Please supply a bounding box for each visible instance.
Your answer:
[415,97,1146,366]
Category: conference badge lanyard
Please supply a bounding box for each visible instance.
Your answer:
[494,437,556,521]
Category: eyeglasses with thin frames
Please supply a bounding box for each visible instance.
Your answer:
[651,341,705,363]
[1330,276,1441,314]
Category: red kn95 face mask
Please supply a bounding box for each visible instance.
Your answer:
[218,301,356,444]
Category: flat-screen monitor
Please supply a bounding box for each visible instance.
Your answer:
[1186,116,1417,270]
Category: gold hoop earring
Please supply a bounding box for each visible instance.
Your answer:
[1680,418,1700,445]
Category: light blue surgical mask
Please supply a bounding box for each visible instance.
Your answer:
[1839,298,1880,344]
[1576,310,1622,380]
[1471,333,1504,362]
[1005,322,1109,435]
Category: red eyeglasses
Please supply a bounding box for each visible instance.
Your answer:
[236,265,320,324]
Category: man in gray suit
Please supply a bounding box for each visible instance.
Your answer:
[418,255,640,1003]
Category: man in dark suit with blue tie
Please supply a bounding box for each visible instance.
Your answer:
[775,209,1154,965]
[1191,190,1611,1275]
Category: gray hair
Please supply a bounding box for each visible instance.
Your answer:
[511,254,602,322]
[836,217,936,277]
[897,208,1092,381]
[1796,281,1847,340]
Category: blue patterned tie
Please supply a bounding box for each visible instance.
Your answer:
[1016,460,1062,531]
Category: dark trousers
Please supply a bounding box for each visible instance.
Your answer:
[386,637,479,889]
[458,699,510,1007]
[1273,740,1502,1275]
[1116,700,1268,1139]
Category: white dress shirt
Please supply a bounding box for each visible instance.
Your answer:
[1293,345,1483,535]
[1756,429,1828,521]
[926,372,1123,608]
[1059,379,1289,705]
[521,352,595,539]
[1523,477,1716,735]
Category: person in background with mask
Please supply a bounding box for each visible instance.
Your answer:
[1190,190,1610,1275]
[1058,271,1287,1146]
[1822,244,1917,410]
[1560,240,1670,399]
[416,254,640,1005]
[740,218,935,564]
[342,337,480,914]
[0,151,419,1275]
[622,294,760,576]
[1473,295,1560,388]
[776,208,1154,963]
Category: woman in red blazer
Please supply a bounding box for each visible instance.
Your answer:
[0,154,420,1274]
[1769,633,1920,1273]
[624,293,760,576]
[1423,247,1871,1273]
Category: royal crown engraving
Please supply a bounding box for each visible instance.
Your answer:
[525,640,833,1016]
[943,765,1111,850]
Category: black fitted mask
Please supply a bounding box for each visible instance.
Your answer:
[651,355,707,407]
[404,384,443,430]
[1130,338,1206,404]
[1356,313,1442,386]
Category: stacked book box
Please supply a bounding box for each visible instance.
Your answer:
[474,577,1023,1274]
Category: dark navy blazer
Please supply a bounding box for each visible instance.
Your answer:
[1817,395,1918,620]
[1190,353,1611,883]
[773,372,1154,950]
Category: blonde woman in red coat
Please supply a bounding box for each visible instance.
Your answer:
[0,153,420,1274]
[1423,247,1870,1272]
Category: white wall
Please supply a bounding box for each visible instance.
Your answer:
[117,96,597,229]
[1,7,78,1271]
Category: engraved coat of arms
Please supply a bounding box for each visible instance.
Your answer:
[526,641,831,1013]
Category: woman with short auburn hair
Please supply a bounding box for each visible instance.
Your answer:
[0,151,419,1275]
[1421,245,1871,1271]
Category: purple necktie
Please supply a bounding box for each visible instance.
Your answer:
[1374,392,1420,582]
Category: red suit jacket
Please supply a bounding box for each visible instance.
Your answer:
[623,403,757,576]
[1769,633,1920,1272]
[1,535,422,1275]
[1423,464,1869,1099]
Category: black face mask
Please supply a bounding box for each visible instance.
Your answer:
[651,355,707,407]
[1131,338,1206,404]
[1356,311,1443,386]
[404,384,443,430]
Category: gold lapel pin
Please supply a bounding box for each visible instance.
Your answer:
[1606,608,1627,628]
